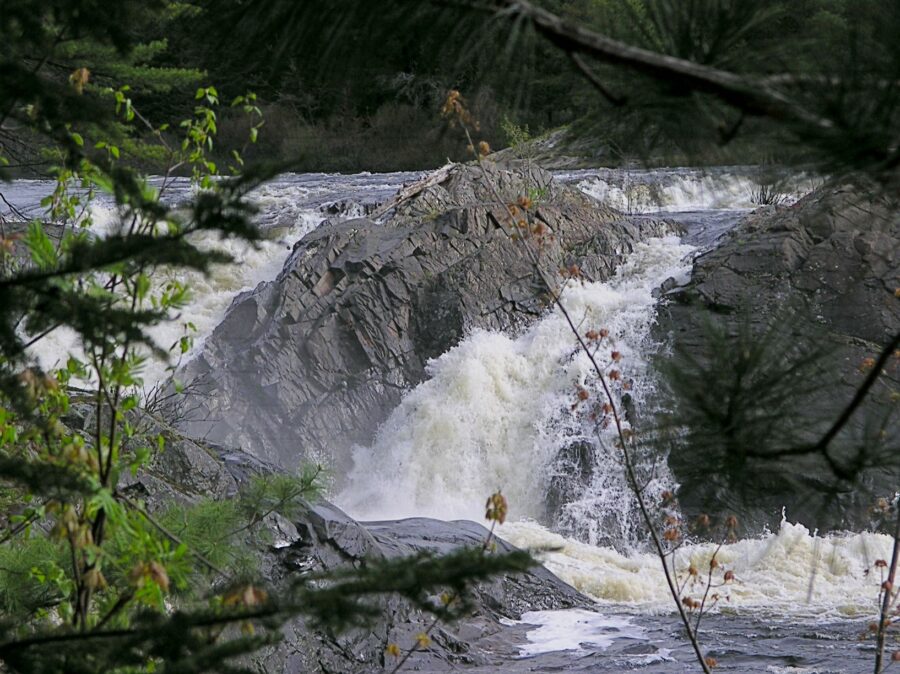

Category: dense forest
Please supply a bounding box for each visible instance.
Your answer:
[4,0,895,173]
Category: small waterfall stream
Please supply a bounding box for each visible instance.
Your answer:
[337,235,694,550]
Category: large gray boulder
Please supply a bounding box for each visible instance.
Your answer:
[174,162,675,471]
[655,178,900,530]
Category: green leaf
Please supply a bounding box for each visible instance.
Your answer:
[90,172,115,194]
[136,273,151,301]
[25,221,58,270]
[130,445,152,477]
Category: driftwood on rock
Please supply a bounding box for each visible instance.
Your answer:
[369,161,456,220]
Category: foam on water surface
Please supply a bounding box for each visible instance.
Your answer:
[20,172,409,387]
[499,519,893,621]
[564,167,821,214]
[29,202,324,387]
[501,608,645,657]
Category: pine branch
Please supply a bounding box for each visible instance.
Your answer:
[481,0,834,131]
[117,493,230,579]
[740,329,900,479]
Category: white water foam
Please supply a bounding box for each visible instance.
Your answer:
[14,168,448,388]
[29,195,325,388]
[572,168,821,214]
[500,519,893,621]
[500,608,645,657]
[338,236,694,531]
[19,171,426,387]
[14,166,809,387]
[335,224,892,625]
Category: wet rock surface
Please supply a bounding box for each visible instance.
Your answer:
[174,162,676,471]
[62,402,593,673]
[655,178,900,530]
[256,504,591,673]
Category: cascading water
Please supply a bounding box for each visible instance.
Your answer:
[500,518,894,619]
[15,172,418,386]
[561,166,822,214]
[30,203,325,387]
[4,167,892,647]
[336,221,894,621]
[338,236,694,550]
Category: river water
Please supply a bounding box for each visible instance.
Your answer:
[1,166,889,672]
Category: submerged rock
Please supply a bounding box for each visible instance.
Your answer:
[174,161,676,472]
[656,177,900,531]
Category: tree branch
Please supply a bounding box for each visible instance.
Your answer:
[742,329,900,480]
[567,52,626,107]
[472,0,836,134]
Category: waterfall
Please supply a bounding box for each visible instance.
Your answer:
[338,235,695,549]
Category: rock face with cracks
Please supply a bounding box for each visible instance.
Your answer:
[174,162,676,472]
[656,178,900,530]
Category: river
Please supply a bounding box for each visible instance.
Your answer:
[1,166,888,673]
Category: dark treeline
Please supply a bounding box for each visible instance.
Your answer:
[5,0,891,174]
[159,0,899,171]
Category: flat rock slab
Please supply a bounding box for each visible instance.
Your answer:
[256,500,593,673]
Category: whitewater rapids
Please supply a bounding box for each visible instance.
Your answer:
[6,167,890,630]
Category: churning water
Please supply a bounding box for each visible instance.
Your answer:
[338,235,694,547]
[7,171,419,386]
[2,166,889,671]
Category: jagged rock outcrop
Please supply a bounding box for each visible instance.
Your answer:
[61,400,265,506]
[655,178,900,530]
[255,503,590,673]
[174,161,676,471]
